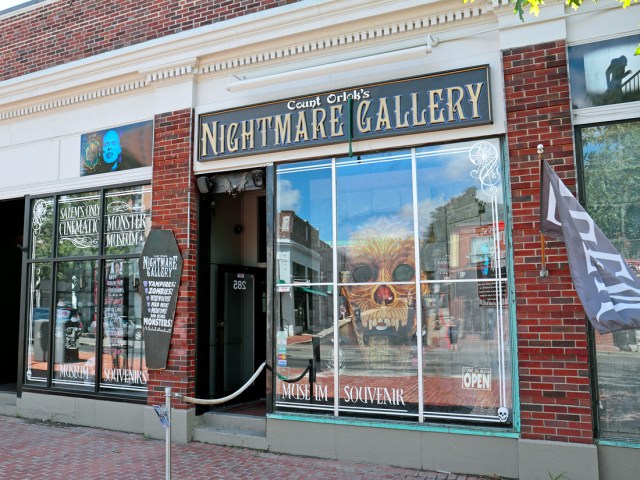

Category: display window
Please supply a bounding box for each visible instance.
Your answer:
[100,258,147,392]
[24,184,151,395]
[274,138,513,425]
[579,119,640,441]
[52,260,98,390]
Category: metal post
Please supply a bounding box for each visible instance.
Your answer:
[165,386,171,480]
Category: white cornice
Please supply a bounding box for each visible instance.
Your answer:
[0,0,497,121]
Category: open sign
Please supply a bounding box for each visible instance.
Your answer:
[462,367,491,390]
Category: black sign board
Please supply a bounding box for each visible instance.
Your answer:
[198,65,491,161]
[476,265,507,307]
[139,230,182,370]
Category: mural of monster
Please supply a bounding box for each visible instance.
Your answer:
[340,217,418,370]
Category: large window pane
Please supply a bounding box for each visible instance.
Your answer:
[104,185,152,255]
[417,138,511,423]
[336,150,418,419]
[417,140,504,281]
[273,139,511,424]
[336,150,414,274]
[30,197,54,259]
[276,159,333,285]
[338,285,419,418]
[421,282,511,421]
[275,286,334,414]
[100,258,147,392]
[581,120,640,440]
[25,263,52,385]
[52,260,98,389]
[57,191,101,257]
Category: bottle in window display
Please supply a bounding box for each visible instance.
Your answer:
[64,310,83,362]
[55,301,82,363]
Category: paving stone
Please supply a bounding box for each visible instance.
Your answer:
[0,416,513,479]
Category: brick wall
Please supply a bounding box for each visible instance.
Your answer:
[503,41,594,443]
[0,0,299,82]
[148,108,197,408]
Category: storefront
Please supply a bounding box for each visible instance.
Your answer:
[1,1,639,479]
[195,66,515,428]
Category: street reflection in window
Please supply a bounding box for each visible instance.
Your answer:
[274,138,513,424]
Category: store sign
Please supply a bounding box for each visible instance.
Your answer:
[198,65,491,161]
[462,367,491,390]
[139,230,182,370]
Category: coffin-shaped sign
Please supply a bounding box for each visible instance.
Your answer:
[139,230,182,370]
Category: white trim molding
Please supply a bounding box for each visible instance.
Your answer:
[0,0,498,122]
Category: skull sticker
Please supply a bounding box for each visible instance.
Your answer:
[497,406,509,423]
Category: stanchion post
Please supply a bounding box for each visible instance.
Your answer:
[166,386,171,480]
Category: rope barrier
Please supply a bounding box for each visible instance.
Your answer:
[172,359,314,405]
[174,362,266,405]
[265,360,312,383]
[162,359,314,479]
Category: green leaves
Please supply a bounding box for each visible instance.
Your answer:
[463,0,639,55]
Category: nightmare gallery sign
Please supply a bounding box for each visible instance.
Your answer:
[139,230,182,370]
[198,65,491,160]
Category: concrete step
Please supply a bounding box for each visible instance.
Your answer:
[0,391,17,417]
[192,412,267,450]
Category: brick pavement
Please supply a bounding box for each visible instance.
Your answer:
[0,416,512,480]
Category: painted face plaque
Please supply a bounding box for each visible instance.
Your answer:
[139,230,182,370]
[80,120,153,176]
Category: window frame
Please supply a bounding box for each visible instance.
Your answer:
[20,181,151,401]
[272,137,517,428]
[576,117,640,443]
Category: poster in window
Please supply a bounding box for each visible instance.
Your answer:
[569,34,640,109]
[80,120,153,176]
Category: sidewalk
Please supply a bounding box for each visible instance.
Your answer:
[0,416,511,480]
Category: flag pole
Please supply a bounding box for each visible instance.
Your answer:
[538,144,548,278]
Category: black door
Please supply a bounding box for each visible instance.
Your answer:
[214,265,266,402]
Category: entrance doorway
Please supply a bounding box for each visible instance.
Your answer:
[196,170,268,415]
[213,265,266,402]
[0,199,25,392]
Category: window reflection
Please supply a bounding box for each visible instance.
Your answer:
[30,198,54,259]
[276,160,333,285]
[581,120,640,440]
[100,259,147,391]
[26,263,52,384]
[56,191,101,257]
[274,139,512,424]
[52,260,98,389]
[275,286,334,413]
[421,282,510,421]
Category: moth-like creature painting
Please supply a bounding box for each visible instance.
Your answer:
[341,217,418,369]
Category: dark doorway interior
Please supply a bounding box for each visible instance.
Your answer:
[196,176,267,415]
[0,199,25,390]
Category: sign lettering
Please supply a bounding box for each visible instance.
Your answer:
[199,66,491,161]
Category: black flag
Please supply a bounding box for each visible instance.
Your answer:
[540,160,640,334]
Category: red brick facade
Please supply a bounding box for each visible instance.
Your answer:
[504,41,594,443]
[0,0,299,82]
[2,0,602,447]
[148,108,197,408]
